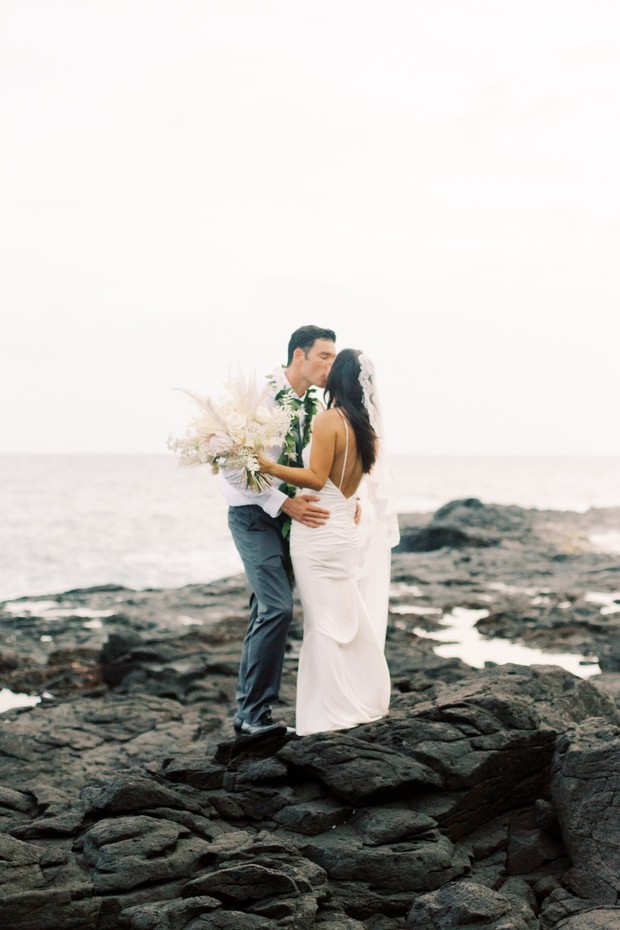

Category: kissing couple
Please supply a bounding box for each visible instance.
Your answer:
[221,325,399,738]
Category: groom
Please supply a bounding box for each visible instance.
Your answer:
[222,325,337,736]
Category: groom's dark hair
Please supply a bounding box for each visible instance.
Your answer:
[287,325,336,364]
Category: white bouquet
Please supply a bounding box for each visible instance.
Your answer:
[168,372,293,492]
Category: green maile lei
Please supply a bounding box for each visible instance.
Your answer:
[267,374,320,539]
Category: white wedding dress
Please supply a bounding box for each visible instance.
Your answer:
[291,417,391,737]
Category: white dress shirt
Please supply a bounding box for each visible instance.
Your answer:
[220,368,308,518]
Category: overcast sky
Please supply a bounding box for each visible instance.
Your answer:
[2,0,619,455]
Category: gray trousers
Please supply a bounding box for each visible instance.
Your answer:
[227,505,294,725]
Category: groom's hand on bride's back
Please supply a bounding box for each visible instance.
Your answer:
[281,495,330,527]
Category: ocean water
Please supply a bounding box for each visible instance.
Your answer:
[1,454,619,603]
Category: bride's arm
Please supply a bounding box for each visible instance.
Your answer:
[257,412,336,491]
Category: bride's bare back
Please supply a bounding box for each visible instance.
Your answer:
[314,408,364,500]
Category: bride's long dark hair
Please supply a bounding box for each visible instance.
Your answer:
[324,349,377,474]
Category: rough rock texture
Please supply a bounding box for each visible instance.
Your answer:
[539,888,620,929]
[1,500,620,929]
[0,665,618,930]
[551,719,620,905]
[406,880,539,929]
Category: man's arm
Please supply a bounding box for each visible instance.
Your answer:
[281,494,330,527]
[221,466,329,525]
[220,466,288,518]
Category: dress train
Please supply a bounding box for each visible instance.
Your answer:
[291,477,391,736]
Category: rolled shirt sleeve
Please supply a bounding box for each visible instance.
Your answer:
[220,466,289,517]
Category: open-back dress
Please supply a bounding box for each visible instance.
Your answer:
[290,410,391,736]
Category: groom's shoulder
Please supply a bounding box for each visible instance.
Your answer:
[267,367,288,394]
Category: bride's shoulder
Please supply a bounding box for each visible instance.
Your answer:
[315,407,340,421]
[313,408,340,431]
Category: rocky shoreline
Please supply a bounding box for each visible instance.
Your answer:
[1,499,620,929]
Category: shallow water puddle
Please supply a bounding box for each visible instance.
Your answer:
[177,615,205,625]
[413,607,600,679]
[389,583,424,597]
[390,604,443,617]
[2,600,117,620]
[584,592,620,615]
[0,688,42,714]
[590,531,620,555]
[487,582,540,597]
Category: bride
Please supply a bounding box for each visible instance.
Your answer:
[258,348,398,737]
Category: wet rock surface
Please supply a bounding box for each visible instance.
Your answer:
[1,500,620,929]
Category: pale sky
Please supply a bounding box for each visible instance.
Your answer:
[2,0,619,455]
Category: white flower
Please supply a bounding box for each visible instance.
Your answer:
[255,405,271,424]
[206,433,234,456]
[170,371,292,492]
[226,412,246,433]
